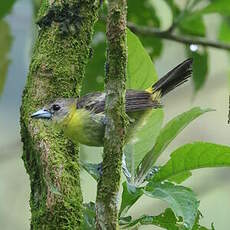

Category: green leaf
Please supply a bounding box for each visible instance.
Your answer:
[82,41,105,94]
[219,18,230,43]
[168,171,192,184]
[187,48,209,92]
[179,16,206,37]
[127,0,160,27]
[133,109,163,166]
[119,216,132,226]
[201,0,230,15]
[127,0,163,58]
[123,144,134,182]
[81,202,96,230]
[153,142,230,183]
[153,107,212,162]
[82,22,106,95]
[83,27,161,94]
[144,181,199,229]
[139,36,163,59]
[164,0,206,37]
[122,209,214,230]
[192,211,215,230]
[121,208,180,229]
[163,0,180,18]
[0,20,13,97]
[83,28,164,183]
[127,29,158,90]
[0,0,16,19]
[125,109,164,179]
[124,29,163,182]
[135,107,212,185]
[119,182,143,217]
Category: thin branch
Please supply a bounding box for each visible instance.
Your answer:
[96,0,128,229]
[128,22,230,51]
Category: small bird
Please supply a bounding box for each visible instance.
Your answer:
[31,58,193,147]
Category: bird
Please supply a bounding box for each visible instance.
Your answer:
[31,58,193,147]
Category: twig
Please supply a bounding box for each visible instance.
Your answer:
[128,22,230,51]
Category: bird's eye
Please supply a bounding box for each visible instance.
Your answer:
[52,104,61,111]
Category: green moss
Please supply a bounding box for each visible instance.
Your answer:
[21,0,100,228]
[96,0,128,229]
[21,125,83,229]
[37,3,84,37]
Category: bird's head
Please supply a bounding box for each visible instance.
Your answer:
[31,98,76,123]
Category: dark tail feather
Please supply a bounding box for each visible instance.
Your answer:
[152,58,193,96]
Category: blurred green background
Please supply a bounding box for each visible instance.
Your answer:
[1,0,230,229]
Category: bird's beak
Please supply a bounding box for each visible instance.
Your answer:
[31,109,52,119]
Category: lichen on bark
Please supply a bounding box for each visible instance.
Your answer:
[96,0,128,229]
[20,0,99,229]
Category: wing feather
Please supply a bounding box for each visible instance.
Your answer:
[77,90,161,114]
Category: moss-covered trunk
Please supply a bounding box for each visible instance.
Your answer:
[20,0,99,228]
[96,0,128,229]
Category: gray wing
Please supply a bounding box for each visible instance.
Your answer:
[76,90,161,114]
[77,92,106,113]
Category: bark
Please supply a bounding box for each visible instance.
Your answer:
[20,0,99,229]
[96,0,128,229]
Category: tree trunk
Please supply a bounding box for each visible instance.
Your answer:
[96,0,128,229]
[20,0,99,228]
